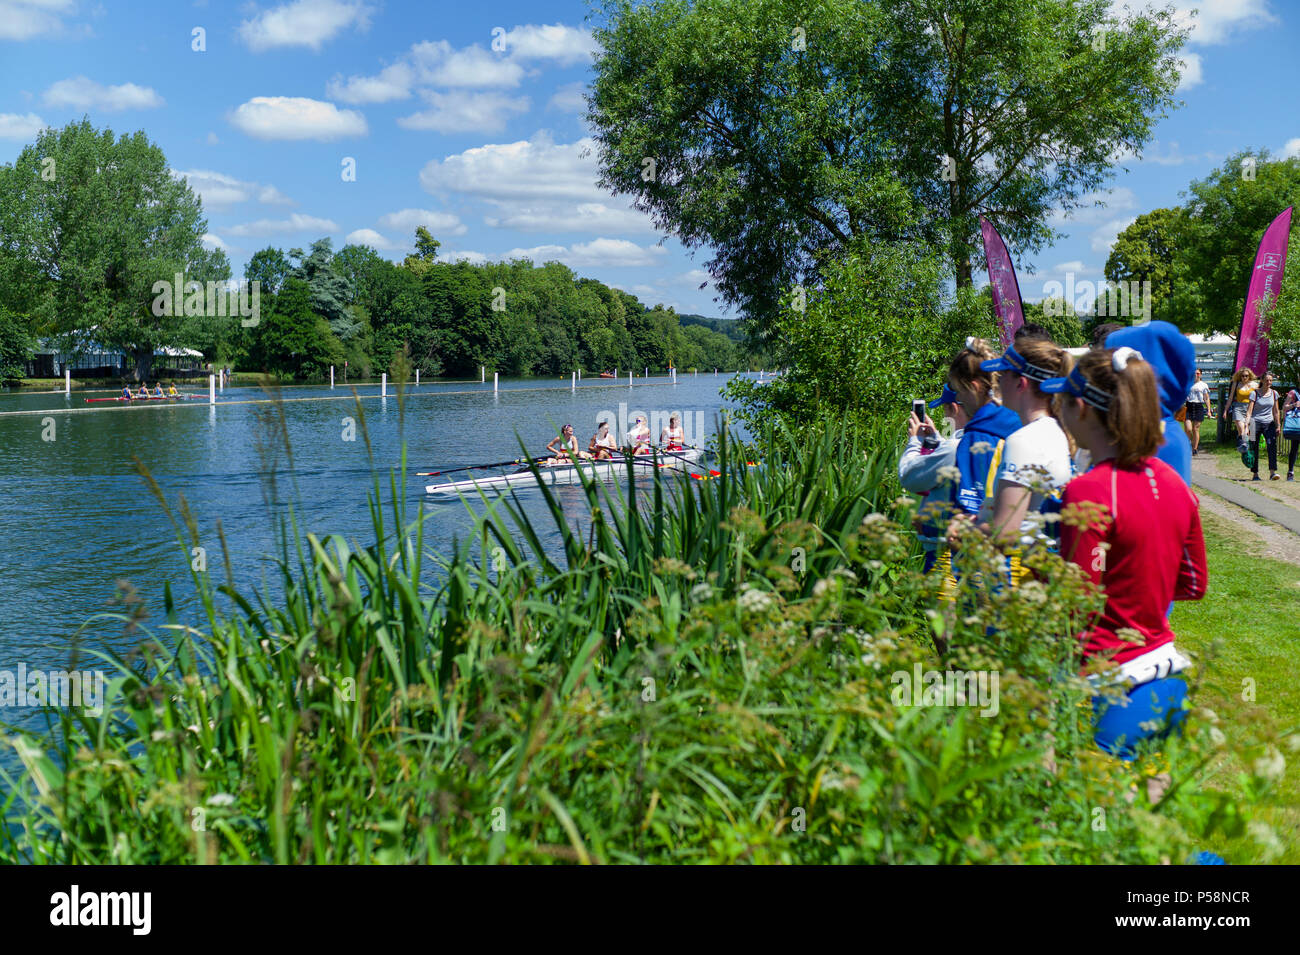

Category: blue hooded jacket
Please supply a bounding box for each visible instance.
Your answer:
[1106,321,1195,485]
[952,402,1022,515]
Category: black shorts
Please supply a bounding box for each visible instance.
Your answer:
[1186,402,1207,422]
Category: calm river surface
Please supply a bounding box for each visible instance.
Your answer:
[0,372,747,735]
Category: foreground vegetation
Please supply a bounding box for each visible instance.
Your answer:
[2,418,1290,863]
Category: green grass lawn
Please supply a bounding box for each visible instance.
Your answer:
[1173,509,1300,863]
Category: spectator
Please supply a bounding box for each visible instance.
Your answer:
[1282,385,1300,481]
[1224,367,1258,454]
[1183,368,1213,456]
[899,384,967,572]
[973,338,1074,564]
[1090,321,1125,348]
[1105,321,1195,485]
[1246,372,1281,481]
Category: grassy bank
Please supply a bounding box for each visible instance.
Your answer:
[0,420,1290,863]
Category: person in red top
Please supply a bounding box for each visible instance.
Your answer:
[1041,346,1208,759]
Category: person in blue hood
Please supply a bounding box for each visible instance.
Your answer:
[937,337,1022,522]
[1105,321,1195,485]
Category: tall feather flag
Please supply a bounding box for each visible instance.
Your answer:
[980,217,1025,347]
[1234,206,1292,376]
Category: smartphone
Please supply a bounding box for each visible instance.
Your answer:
[911,399,926,421]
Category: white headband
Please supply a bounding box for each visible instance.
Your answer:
[1112,346,1142,371]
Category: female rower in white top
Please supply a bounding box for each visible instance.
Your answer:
[589,420,618,460]
[660,413,685,450]
[545,424,582,465]
[627,415,652,454]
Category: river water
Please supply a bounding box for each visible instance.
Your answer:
[0,372,745,735]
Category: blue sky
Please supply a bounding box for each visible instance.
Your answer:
[0,0,1295,317]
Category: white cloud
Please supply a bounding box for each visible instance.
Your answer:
[420,133,659,237]
[174,169,296,210]
[1175,52,1202,91]
[503,238,666,268]
[201,233,227,251]
[501,23,598,64]
[1166,0,1277,46]
[0,112,46,140]
[206,131,220,145]
[485,201,657,235]
[676,269,714,289]
[1283,138,1300,159]
[345,228,402,250]
[326,62,415,104]
[421,133,601,201]
[42,76,164,111]
[547,81,587,114]
[376,208,467,237]
[397,91,529,133]
[229,96,367,140]
[410,40,525,88]
[239,0,374,52]
[227,212,339,237]
[1090,216,1138,254]
[0,0,75,41]
[1048,187,1138,227]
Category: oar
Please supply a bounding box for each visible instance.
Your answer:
[416,455,549,477]
[652,445,721,477]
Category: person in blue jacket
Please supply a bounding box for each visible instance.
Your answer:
[1105,321,1195,486]
[946,338,1023,518]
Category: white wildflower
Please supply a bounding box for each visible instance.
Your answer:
[738,587,774,614]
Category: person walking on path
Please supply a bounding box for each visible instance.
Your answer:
[1246,372,1281,481]
[1283,385,1300,481]
[1184,369,1214,456]
[1224,368,1258,454]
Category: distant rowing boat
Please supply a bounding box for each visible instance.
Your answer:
[84,394,206,403]
[425,448,703,496]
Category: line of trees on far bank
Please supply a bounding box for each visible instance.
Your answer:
[0,119,751,383]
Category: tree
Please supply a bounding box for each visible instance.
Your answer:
[1174,152,1300,336]
[589,0,1186,335]
[246,247,292,296]
[0,306,34,381]
[1104,208,1193,325]
[290,239,360,341]
[248,277,343,379]
[0,119,225,380]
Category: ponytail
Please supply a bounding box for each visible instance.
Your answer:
[948,337,1000,402]
[1074,348,1161,468]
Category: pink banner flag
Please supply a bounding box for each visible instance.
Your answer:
[1234,206,1292,376]
[980,217,1025,348]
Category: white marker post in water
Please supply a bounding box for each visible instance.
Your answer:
[629,370,633,386]
[64,368,70,395]
[571,372,576,391]
[209,374,215,405]
[481,366,485,383]
[381,373,387,397]
[330,366,335,389]
[415,368,420,386]
[494,372,499,393]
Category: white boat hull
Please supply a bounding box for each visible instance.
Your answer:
[425,449,703,496]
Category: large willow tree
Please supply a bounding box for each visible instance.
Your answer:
[0,118,228,380]
[588,0,1187,335]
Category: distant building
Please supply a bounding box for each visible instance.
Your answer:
[26,338,205,378]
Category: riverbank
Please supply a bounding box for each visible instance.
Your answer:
[2,422,1286,864]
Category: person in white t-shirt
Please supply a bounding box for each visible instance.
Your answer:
[659,413,686,449]
[975,338,1074,553]
[1183,368,1213,456]
[589,420,618,460]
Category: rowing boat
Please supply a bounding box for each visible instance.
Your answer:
[84,394,206,403]
[425,448,704,496]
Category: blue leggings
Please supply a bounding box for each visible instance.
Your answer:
[1092,676,1188,761]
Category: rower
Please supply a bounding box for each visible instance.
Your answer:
[627,415,652,455]
[154,384,165,398]
[589,420,617,460]
[660,413,685,450]
[122,385,133,399]
[135,384,150,399]
[545,425,581,465]
[167,383,178,397]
